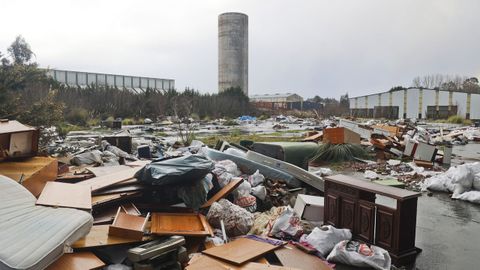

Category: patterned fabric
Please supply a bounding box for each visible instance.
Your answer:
[207,199,254,236]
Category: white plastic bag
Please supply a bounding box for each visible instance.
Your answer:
[451,165,474,197]
[364,170,378,180]
[248,170,265,187]
[327,240,391,270]
[270,207,303,239]
[251,185,267,201]
[224,147,247,158]
[304,225,352,256]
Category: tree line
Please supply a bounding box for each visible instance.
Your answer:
[0,36,253,127]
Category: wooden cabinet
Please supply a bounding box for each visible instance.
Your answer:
[324,174,421,266]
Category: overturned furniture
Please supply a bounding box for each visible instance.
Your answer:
[0,175,93,270]
[324,174,421,266]
[0,119,39,161]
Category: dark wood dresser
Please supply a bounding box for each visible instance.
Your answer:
[324,174,421,266]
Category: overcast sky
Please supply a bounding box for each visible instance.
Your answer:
[1,0,479,98]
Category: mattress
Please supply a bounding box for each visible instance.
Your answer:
[0,175,93,270]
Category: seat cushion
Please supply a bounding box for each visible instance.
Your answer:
[0,176,93,270]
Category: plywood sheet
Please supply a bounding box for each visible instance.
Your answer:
[91,191,141,207]
[202,238,280,265]
[46,252,105,270]
[72,225,153,249]
[201,178,243,208]
[0,156,57,197]
[151,213,213,236]
[187,254,298,270]
[36,181,91,210]
[77,167,140,191]
[86,165,132,177]
[274,244,332,270]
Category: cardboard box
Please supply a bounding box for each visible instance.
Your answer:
[294,194,324,222]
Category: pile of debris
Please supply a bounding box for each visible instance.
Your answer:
[2,117,480,270]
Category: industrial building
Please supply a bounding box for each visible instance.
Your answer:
[218,12,248,95]
[250,93,305,110]
[349,88,480,120]
[45,69,175,93]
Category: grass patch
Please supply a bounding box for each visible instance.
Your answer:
[198,133,302,147]
[56,123,87,137]
[446,115,472,125]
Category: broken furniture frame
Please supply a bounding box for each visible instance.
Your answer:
[108,207,149,240]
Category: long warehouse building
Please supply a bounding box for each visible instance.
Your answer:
[45,69,175,93]
[349,88,480,120]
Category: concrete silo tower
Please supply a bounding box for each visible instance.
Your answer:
[218,12,248,95]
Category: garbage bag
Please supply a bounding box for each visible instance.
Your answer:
[270,206,303,239]
[135,155,214,186]
[212,160,242,187]
[101,140,137,160]
[177,173,213,210]
[248,170,265,187]
[327,240,391,270]
[71,150,103,166]
[304,225,352,256]
[251,185,267,201]
[233,181,256,212]
[249,206,287,236]
[207,199,254,236]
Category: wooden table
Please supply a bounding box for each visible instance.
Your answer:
[324,174,421,266]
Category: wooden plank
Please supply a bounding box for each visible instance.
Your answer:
[92,183,145,196]
[92,191,141,207]
[36,181,91,210]
[202,238,280,265]
[72,225,154,249]
[86,165,132,177]
[46,252,105,270]
[151,213,213,237]
[273,244,332,270]
[0,156,57,197]
[325,174,421,200]
[187,254,298,270]
[201,178,243,208]
[77,167,140,191]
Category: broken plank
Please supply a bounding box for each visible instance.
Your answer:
[46,252,105,270]
[78,167,140,192]
[72,225,154,249]
[201,178,243,208]
[202,237,280,265]
[86,165,132,177]
[273,244,332,270]
[92,191,142,208]
[187,254,298,270]
[36,181,91,210]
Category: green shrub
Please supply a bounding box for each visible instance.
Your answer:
[446,115,471,125]
[66,108,89,126]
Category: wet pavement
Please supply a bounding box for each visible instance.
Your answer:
[415,192,480,270]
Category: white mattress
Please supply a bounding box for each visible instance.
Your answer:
[0,176,93,270]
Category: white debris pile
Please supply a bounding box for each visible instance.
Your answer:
[422,162,480,203]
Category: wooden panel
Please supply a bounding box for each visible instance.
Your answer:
[72,225,153,249]
[0,156,58,197]
[322,127,345,144]
[151,213,213,236]
[36,181,91,210]
[356,200,375,243]
[340,197,355,231]
[201,178,243,208]
[86,165,132,177]
[376,207,395,250]
[202,238,280,265]
[325,174,421,200]
[46,252,105,270]
[77,167,140,191]
[91,191,141,207]
[187,254,299,270]
[325,193,339,226]
[274,244,332,270]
